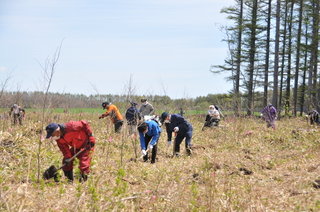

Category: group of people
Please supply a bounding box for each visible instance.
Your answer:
[43,99,320,183]
[98,98,155,134]
[45,98,193,182]
[261,103,320,128]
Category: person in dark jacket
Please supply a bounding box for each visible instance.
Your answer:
[125,102,141,135]
[45,120,96,182]
[160,112,193,157]
[307,110,320,125]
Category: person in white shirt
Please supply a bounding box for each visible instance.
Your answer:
[202,105,223,130]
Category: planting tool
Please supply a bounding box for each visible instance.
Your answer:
[43,148,85,180]
[138,148,150,160]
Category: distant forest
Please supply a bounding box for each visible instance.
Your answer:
[0,91,268,113]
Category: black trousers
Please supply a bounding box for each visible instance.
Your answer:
[143,133,160,163]
[114,121,123,133]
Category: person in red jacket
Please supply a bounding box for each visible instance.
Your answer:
[99,102,124,133]
[45,120,96,182]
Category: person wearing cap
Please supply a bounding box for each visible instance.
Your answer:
[160,112,193,157]
[45,120,96,182]
[261,103,277,129]
[99,102,124,133]
[137,120,162,163]
[125,101,142,135]
[139,98,155,118]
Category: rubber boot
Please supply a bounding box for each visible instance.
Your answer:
[80,173,88,183]
[63,170,74,183]
[186,148,192,156]
[143,153,148,162]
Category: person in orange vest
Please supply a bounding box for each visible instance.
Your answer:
[99,102,124,133]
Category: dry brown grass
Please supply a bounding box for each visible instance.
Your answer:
[1,113,320,211]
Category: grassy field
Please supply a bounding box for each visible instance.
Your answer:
[1,111,320,211]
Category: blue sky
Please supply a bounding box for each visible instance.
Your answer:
[0,0,235,99]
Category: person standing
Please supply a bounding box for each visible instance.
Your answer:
[45,120,96,182]
[306,110,320,125]
[160,112,193,157]
[99,102,124,133]
[261,103,277,129]
[10,104,25,125]
[137,120,161,164]
[139,98,155,118]
[125,102,141,135]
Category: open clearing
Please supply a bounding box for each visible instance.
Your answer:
[1,112,320,211]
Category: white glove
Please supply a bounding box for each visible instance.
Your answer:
[148,144,153,149]
[174,127,179,132]
[167,141,172,147]
[306,115,309,117]
[260,113,263,116]
[142,149,147,156]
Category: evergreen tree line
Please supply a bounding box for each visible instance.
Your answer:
[213,0,320,116]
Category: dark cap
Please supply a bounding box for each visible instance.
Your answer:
[137,122,148,133]
[102,102,110,109]
[130,102,138,106]
[160,112,169,123]
[45,123,59,139]
[141,98,147,102]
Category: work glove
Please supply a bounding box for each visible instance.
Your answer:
[99,114,104,119]
[148,144,153,149]
[141,149,147,156]
[167,141,172,147]
[306,115,309,117]
[64,158,71,165]
[174,127,179,132]
[260,113,263,117]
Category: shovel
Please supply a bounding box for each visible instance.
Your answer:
[43,148,85,181]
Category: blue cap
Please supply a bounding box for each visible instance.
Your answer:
[45,123,59,139]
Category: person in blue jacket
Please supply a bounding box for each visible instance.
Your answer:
[160,112,193,157]
[137,120,162,163]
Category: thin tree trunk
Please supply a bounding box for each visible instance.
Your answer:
[293,0,303,117]
[247,0,258,116]
[273,0,281,111]
[235,0,243,116]
[263,0,272,107]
